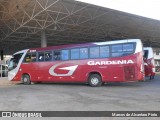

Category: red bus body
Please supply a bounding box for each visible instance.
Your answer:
[144,47,156,79]
[8,39,144,85]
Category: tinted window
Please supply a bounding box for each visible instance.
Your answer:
[90,47,99,58]
[71,48,79,60]
[61,50,69,60]
[54,51,61,60]
[123,44,134,52]
[144,50,148,59]
[100,46,110,58]
[31,53,37,62]
[15,53,23,63]
[2,66,5,70]
[24,53,31,62]
[156,49,159,55]
[38,52,44,61]
[80,48,88,59]
[112,44,123,52]
[112,44,122,57]
[112,53,124,57]
[111,43,134,57]
[45,51,52,61]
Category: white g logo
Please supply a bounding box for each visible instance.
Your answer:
[49,61,78,76]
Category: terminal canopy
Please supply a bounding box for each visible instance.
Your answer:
[0,0,160,54]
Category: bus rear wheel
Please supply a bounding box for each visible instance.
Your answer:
[22,74,31,85]
[88,74,102,87]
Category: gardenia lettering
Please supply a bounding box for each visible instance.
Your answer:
[88,60,134,65]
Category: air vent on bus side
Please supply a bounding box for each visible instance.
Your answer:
[124,66,135,80]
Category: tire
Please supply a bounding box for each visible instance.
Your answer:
[88,74,102,87]
[22,74,31,85]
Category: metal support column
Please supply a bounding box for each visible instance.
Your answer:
[41,29,47,47]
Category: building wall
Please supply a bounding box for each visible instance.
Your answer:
[153,48,160,71]
[0,55,12,65]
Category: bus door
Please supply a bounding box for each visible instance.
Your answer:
[22,52,37,80]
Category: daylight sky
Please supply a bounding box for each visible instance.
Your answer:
[76,0,160,20]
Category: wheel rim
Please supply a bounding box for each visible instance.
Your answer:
[23,77,28,82]
[91,77,99,85]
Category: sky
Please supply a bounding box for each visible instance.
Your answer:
[76,0,160,20]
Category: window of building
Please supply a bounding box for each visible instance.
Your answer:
[156,49,160,55]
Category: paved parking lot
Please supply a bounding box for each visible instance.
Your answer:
[0,75,160,112]
[1,76,160,120]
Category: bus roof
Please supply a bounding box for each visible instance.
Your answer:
[13,39,142,55]
[144,47,154,59]
[28,39,141,52]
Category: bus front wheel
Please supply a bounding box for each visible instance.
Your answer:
[22,74,31,85]
[88,74,102,87]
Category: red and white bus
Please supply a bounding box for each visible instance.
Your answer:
[143,47,155,79]
[8,39,144,86]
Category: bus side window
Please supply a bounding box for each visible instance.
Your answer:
[71,48,79,60]
[38,52,44,62]
[61,50,69,60]
[90,47,99,58]
[31,52,37,62]
[45,51,52,61]
[122,44,134,56]
[111,44,123,57]
[24,53,31,62]
[54,51,61,60]
[80,48,88,59]
[123,44,134,52]
[100,46,109,58]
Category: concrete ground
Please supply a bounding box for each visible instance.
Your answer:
[0,76,160,119]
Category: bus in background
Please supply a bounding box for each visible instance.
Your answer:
[143,47,155,80]
[8,39,144,87]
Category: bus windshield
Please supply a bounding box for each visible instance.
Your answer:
[8,53,23,71]
[143,50,148,59]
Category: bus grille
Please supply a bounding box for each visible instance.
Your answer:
[124,66,135,80]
